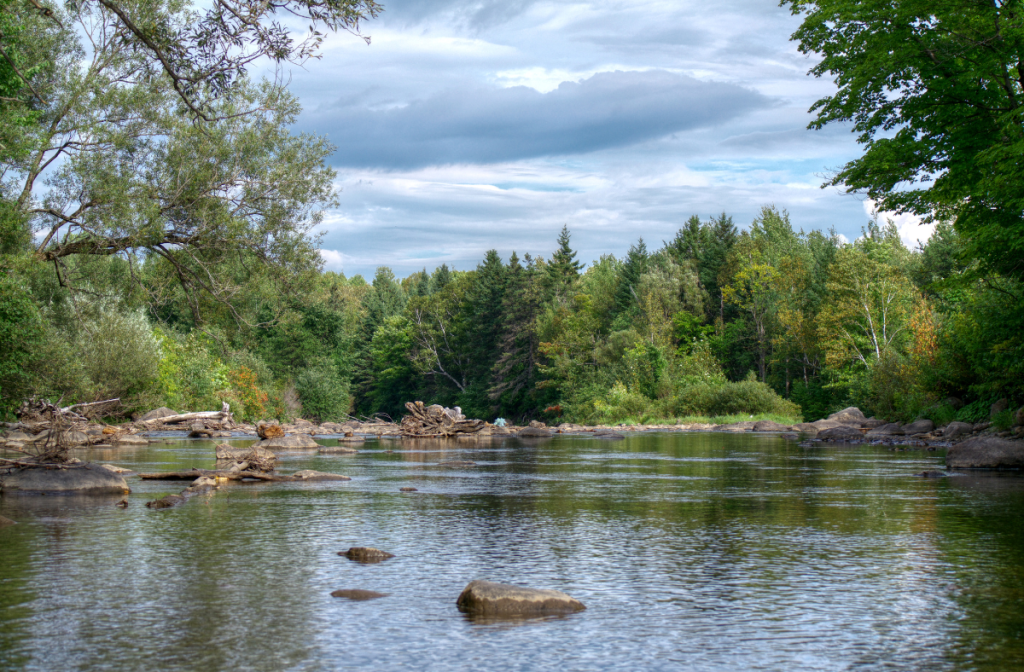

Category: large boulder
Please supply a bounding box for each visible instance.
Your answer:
[253,434,320,449]
[215,443,276,460]
[941,421,974,441]
[990,398,1010,419]
[827,407,867,425]
[866,422,903,437]
[138,407,178,422]
[901,419,935,435]
[753,420,791,432]
[810,419,845,430]
[517,426,552,438]
[456,580,585,616]
[817,425,865,441]
[791,423,820,434]
[947,437,1024,469]
[1,463,130,494]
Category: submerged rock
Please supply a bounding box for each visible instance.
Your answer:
[330,589,389,600]
[399,487,418,492]
[438,460,476,468]
[0,463,130,494]
[291,470,351,481]
[146,494,186,509]
[0,515,16,528]
[318,445,359,454]
[456,580,585,616]
[594,431,625,440]
[946,437,1024,469]
[340,547,395,563]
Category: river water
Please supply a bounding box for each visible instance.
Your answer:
[1,432,1023,671]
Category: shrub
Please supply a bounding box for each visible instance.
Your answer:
[76,302,160,401]
[0,274,46,418]
[673,378,801,418]
[956,398,997,424]
[294,358,349,423]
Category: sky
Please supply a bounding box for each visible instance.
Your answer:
[279,0,934,279]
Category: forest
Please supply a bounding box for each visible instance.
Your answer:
[1,0,1023,428]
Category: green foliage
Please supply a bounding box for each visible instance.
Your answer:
[155,331,229,412]
[295,358,349,423]
[0,273,46,418]
[956,399,997,425]
[672,378,801,418]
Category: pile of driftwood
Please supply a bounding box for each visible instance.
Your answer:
[400,401,486,437]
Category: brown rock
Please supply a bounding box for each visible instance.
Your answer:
[146,494,186,509]
[215,443,276,460]
[517,426,552,438]
[456,580,585,616]
[330,589,389,600]
[399,487,418,492]
[861,418,887,429]
[827,407,867,425]
[946,436,1024,469]
[791,423,820,434]
[991,399,1010,419]
[817,425,865,441]
[340,547,395,563]
[753,420,791,432]
[113,434,149,445]
[318,445,359,454]
[253,434,320,449]
[866,423,903,437]
[256,421,285,440]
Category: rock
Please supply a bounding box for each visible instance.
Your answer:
[827,407,867,425]
[455,580,586,616]
[0,515,16,528]
[215,443,276,460]
[946,436,1024,469]
[4,430,30,443]
[1016,406,1024,427]
[337,435,365,443]
[64,430,90,445]
[146,494,186,509]
[256,421,285,440]
[188,423,213,438]
[866,422,903,437]
[594,432,625,440]
[253,434,320,449]
[318,446,359,454]
[781,432,799,440]
[817,425,865,441]
[99,464,134,474]
[810,419,845,430]
[861,418,887,429]
[941,421,974,440]
[138,407,178,422]
[991,398,1010,419]
[901,419,935,435]
[339,547,394,563]
[291,470,351,481]
[399,487,418,492]
[916,470,946,478]
[113,435,149,445]
[753,420,791,432]
[528,420,547,429]
[715,422,754,432]
[517,427,552,438]
[944,397,964,410]
[791,423,820,434]
[330,589,389,600]
[438,460,476,468]
[1,463,130,494]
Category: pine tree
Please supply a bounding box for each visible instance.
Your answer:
[614,237,649,317]
[544,225,583,299]
[431,263,453,293]
[490,251,542,417]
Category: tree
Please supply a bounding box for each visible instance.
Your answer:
[613,237,649,318]
[545,225,583,298]
[784,0,1024,280]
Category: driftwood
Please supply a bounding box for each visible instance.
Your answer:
[142,411,234,426]
[400,401,486,437]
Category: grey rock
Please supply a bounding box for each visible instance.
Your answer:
[113,435,149,445]
[4,430,30,442]
[944,397,964,410]
[991,398,1010,419]
[866,423,903,437]
[810,419,845,430]
[253,434,321,449]
[781,432,800,440]
[817,425,865,441]
[339,547,394,563]
[753,420,791,432]
[99,464,134,474]
[291,470,351,481]
[138,407,178,422]
[791,423,820,434]
[941,421,974,440]
[594,431,625,440]
[715,421,756,432]
[215,443,276,460]
[916,470,946,478]
[528,420,547,429]
[330,589,389,600]
[901,419,935,435]
[946,436,1024,469]
[456,580,585,616]
[861,418,887,429]
[1,464,130,494]
[827,407,867,425]
[146,494,186,509]
[517,426,552,438]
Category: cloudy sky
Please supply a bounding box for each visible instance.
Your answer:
[281,0,931,278]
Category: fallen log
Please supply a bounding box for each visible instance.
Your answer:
[138,469,297,482]
[400,401,486,437]
[141,411,233,426]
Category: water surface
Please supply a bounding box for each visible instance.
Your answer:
[2,433,1022,671]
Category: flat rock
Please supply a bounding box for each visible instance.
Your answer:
[715,422,754,432]
[99,464,134,474]
[810,419,845,430]
[4,430,31,442]
[866,422,903,437]
[253,434,321,449]
[215,443,276,460]
[942,421,975,440]
[517,426,552,438]
[901,419,935,435]
[0,515,16,528]
[1,463,130,494]
[318,446,359,454]
[791,423,820,434]
[817,425,865,441]
[330,589,389,600]
[594,432,625,440]
[340,547,395,563]
[862,418,887,429]
[828,407,867,425]
[753,420,791,432]
[138,407,178,422]
[456,580,585,616]
[946,437,1024,469]
[291,470,351,481]
[113,435,149,445]
[399,487,418,492]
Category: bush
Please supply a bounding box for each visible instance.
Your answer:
[956,398,997,424]
[75,301,160,401]
[672,377,801,418]
[0,274,46,418]
[155,330,229,411]
[294,358,349,423]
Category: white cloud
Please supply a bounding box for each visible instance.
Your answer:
[319,249,346,272]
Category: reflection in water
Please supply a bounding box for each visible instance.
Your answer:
[1,434,1022,671]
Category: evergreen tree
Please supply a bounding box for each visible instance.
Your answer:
[490,252,542,417]
[431,263,453,293]
[464,250,507,412]
[544,225,583,298]
[614,237,649,317]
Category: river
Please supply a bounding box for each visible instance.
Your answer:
[1,432,1022,671]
